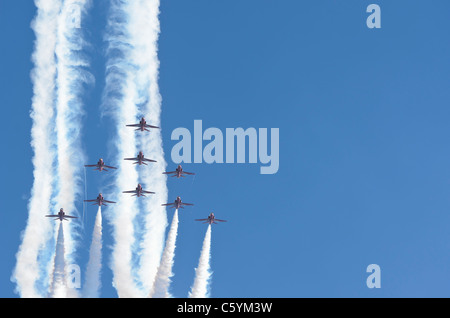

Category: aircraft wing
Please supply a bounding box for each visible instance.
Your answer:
[142,190,155,194]
[123,190,137,193]
[64,215,78,219]
[182,203,194,206]
[104,200,116,204]
[195,218,208,222]
[182,171,195,175]
[144,124,160,129]
[104,165,117,169]
[161,203,174,206]
[84,199,96,202]
[162,171,176,174]
[84,164,98,167]
[45,215,59,218]
[126,124,141,127]
[215,219,227,222]
[124,158,137,161]
[143,158,156,162]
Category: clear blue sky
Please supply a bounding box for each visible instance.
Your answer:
[2,0,450,297]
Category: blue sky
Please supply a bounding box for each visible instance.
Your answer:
[2,0,450,297]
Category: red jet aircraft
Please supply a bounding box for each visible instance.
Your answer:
[163,165,195,178]
[84,193,116,206]
[126,117,159,132]
[84,158,117,171]
[123,183,155,197]
[195,213,227,225]
[162,196,194,209]
[124,151,156,165]
[45,208,77,221]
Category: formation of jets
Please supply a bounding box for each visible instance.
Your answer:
[45,117,226,225]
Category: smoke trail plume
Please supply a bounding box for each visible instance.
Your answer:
[82,207,103,298]
[189,225,213,298]
[103,0,146,297]
[49,222,67,298]
[14,0,93,297]
[53,0,93,264]
[130,0,169,294]
[12,0,62,298]
[149,210,179,298]
[103,0,167,296]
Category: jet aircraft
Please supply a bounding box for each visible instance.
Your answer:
[163,165,195,178]
[123,183,155,197]
[45,208,77,221]
[124,151,156,165]
[84,158,117,171]
[162,196,194,209]
[126,117,159,132]
[84,193,116,206]
[195,212,227,225]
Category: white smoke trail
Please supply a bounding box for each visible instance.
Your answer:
[189,225,213,298]
[82,207,102,298]
[149,210,179,298]
[12,0,62,298]
[106,137,141,297]
[103,0,167,296]
[103,0,145,297]
[49,222,67,298]
[53,0,93,265]
[129,0,169,294]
